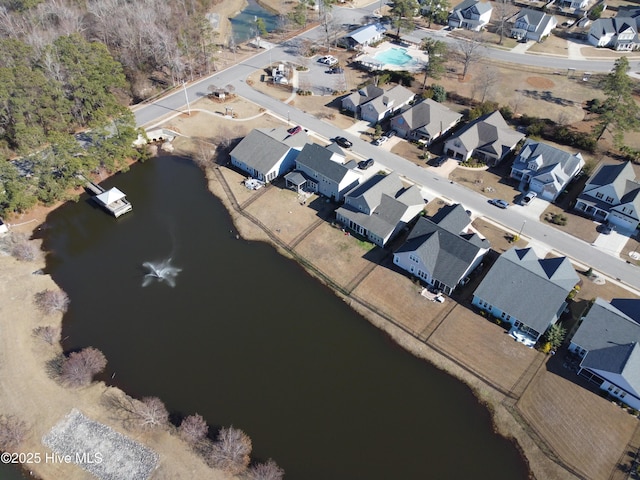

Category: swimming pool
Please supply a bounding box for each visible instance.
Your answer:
[373,47,417,67]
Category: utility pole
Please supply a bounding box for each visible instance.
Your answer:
[183,82,191,116]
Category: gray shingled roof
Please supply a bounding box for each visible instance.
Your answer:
[347,23,387,45]
[449,111,524,159]
[343,85,385,108]
[580,162,640,207]
[393,99,462,137]
[295,143,350,183]
[396,204,490,288]
[581,342,640,398]
[362,85,414,117]
[230,129,294,173]
[451,0,492,17]
[473,248,578,333]
[513,140,584,189]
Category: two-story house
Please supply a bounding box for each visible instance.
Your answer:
[393,204,490,295]
[230,128,309,183]
[588,16,640,51]
[472,248,578,347]
[390,99,463,144]
[510,8,557,42]
[569,298,640,410]
[448,0,493,31]
[336,172,424,247]
[343,85,415,123]
[287,143,361,201]
[574,161,640,231]
[443,111,525,165]
[341,85,385,118]
[510,140,585,201]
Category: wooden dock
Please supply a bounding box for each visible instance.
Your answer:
[79,175,133,218]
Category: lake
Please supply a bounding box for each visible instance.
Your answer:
[42,156,529,479]
[230,0,278,44]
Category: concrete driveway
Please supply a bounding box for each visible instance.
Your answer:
[510,197,549,221]
[593,230,630,257]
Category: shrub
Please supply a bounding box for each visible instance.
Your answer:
[541,342,552,354]
[0,415,28,452]
[179,414,208,445]
[60,347,107,387]
[249,459,285,480]
[34,289,70,315]
[210,426,252,475]
[431,84,446,103]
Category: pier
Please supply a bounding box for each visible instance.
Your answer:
[79,175,133,218]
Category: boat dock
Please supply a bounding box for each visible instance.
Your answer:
[80,175,133,218]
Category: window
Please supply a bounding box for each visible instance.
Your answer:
[595,192,603,199]
[620,392,626,398]
[606,196,614,203]
[608,385,614,392]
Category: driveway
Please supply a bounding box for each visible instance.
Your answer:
[510,197,549,221]
[593,230,630,257]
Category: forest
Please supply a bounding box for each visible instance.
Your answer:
[0,0,223,217]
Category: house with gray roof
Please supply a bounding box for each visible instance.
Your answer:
[448,0,493,31]
[588,16,640,51]
[289,143,360,201]
[230,128,308,183]
[510,140,585,201]
[511,8,557,42]
[574,161,640,231]
[472,248,578,347]
[390,99,463,144]
[336,172,425,246]
[569,298,640,410]
[393,204,490,295]
[341,85,384,117]
[341,23,387,50]
[359,85,415,123]
[443,111,525,166]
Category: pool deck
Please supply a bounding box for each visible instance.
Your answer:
[355,42,429,72]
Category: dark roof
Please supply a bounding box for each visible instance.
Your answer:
[473,248,578,333]
[396,204,490,288]
[448,111,524,159]
[230,129,293,173]
[392,99,462,136]
[295,143,350,183]
[581,342,640,398]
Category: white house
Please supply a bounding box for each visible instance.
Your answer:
[569,298,640,410]
[443,111,525,165]
[336,172,424,247]
[289,143,361,201]
[341,85,384,117]
[359,85,415,124]
[472,248,578,347]
[559,0,589,10]
[511,8,557,42]
[390,99,463,143]
[574,161,640,231]
[341,23,387,49]
[230,128,308,183]
[588,17,639,51]
[510,140,585,201]
[393,204,490,295]
[448,0,493,31]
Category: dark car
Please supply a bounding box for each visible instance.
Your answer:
[334,136,352,148]
[434,156,447,167]
[599,223,613,235]
[489,198,509,209]
[287,126,302,135]
[358,158,374,170]
[328,67,344,74]
[385,130,396,138]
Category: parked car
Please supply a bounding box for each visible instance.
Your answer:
[334,136,352,148]
[318,55,338,66]
[599,223,613,235]
[358,158,375,170]
[287,125,302,135]
[327,67,344,74]
[385,130,396,138]
[489,198,509,209]
[373,136,388,146]
[521,191,537,205]
[434,156,447,167]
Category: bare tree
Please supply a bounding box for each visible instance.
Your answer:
[0,415,28,452]
[215,127,235,151]
[193,140,215,168]
[103,392,169,431]
[1,232,39,262]
[475,65,499,102]
[249,458,285,480]
[34,289,70,316]
[209,426,252,475]
[510,91,525,116]
[136,397,169,430]
[494,0,516,45]
[32,325,61,345]
[60,347,107,387]
[179,414,208,445]
[456,36,484,80]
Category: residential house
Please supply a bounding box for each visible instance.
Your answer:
[443,111,525,165]
[359,85,415,123]
[472,248,578,347]
[230,128,308,183]
[341,85,384,117]
[510,140,585,201]
[336,172,425,247]
[390,99,463,143]
[588,16,639,51]
[558,0,588,11]
[341,23,387,50]
[574,161,640,231]
[569,298,640,410]
[511,8,558,42]
[448,0,493,31]
[288,143,361,201]
[393,204,490,294]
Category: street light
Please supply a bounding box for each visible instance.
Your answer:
[287,111,290,125]
[518,220,526,237]
[182,81,191,116]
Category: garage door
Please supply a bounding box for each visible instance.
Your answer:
[608,212,638,231]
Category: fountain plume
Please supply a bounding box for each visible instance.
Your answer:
[142,258,182,287]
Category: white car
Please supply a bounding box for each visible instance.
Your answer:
[373,136,388,146]
[318,55,338,66]
[521,191,537,205]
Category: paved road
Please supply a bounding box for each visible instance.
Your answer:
[133,6,640,291]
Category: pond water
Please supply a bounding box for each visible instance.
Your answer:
[230,0,278,44]
[41,156,530,479]
[0,462,28,479]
